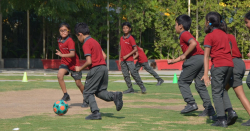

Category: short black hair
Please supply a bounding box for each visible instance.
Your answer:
[75,22,90,35]
[205,12,224,34]
[176,15,192,31]
[122,22,132,28]
[245,11,250,20]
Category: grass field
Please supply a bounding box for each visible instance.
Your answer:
[0,74,250,131]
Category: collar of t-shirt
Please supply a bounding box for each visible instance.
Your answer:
[178,30,187,39]
[58,36,70,43]
[123,34,131,39]
[211,27,218,32]
[83,35,92,44]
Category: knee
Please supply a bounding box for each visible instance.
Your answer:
[57,74,64,80]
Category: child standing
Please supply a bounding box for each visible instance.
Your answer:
[133,46,164,86]
[55,22,88,108]
[119,22,146,94]
[75,22,123,120]
[168,15,215,117]
[245,12,250,90]
[202,12,237,127]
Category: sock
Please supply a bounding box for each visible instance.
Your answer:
[218,116,225,121]
[64,93,68,96]
[93,110,99,114]
[226,108,233,112]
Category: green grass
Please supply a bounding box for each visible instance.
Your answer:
[1,75,250,131]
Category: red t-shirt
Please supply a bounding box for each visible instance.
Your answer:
[179,31,204,58]
[82,36,106,69]
[137,46,148,63]
[204,29,234,68]
[227,34,242,59]
[120,34,137,61]
[58,37,80,71]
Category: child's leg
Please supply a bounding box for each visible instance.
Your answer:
[135,61,142,72]
[71,71,84,93]
[222,67,233,110]
[141,62,161,80]
[246,71,250,89]
[126,61,144,86]
[57,68,69,94]
[234,85,250,115]
[75,80,84,93]
[120,61,133,89]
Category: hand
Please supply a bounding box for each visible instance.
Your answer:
[247,53,250,58]
[75,66,80,72]
[123,55,128,60]
[167,59,174,64]
[55,49,62,57]
[201,75,211,87]
[180,54,186,61]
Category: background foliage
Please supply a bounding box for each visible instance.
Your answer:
[1,0,250,59]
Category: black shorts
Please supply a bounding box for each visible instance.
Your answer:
[59,64,82,80]
[229,58,245,88]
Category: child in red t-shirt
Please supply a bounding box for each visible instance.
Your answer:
[202,12,237,127]
[55,22,88,108]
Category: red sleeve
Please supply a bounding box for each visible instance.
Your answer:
[181,32,194,44]
[82,42,92,57]
[68,39,76,51]
[130,37,136,47]
[204,34,212,48]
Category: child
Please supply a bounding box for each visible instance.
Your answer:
[133,46,164,86]
[168,15,215,117]
[74,22,123,120]
[202,12,237,127]
[119,22,146,94]
[55,22,88,108]
[245,12,250,90]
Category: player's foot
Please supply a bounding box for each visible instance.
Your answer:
[140,86,147,94]
[227,110,238,125]
[211,120,228,127]
[85,112,102,120]
[156,79,164,86]
[61,94,70,101]
[198,106,216,116]
[123,88,135,94]
[242,119,250,126]
[114,92,123,111]
[81,101,89,108]
[180,103,198,114]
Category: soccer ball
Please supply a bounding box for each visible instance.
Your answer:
[53,100,69,116]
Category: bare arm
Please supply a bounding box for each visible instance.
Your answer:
[55,49,75,58]
[75,56,92,71]
[102,50,107,60]
[202,47,211,87]
[133,51,139,59]
[182,39,197,58]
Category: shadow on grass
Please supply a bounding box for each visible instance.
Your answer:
[69,103,85,108]
[101,113,125,119]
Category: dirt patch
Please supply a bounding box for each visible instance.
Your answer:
[0,89,115,119]
[124,99,183,104]
[128,105,204,112]
[147,116,206,125]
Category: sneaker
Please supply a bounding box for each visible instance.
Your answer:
[123,88,135,94]
[114,92,123,111]
[227,110,238,125]
[140,86,147,94]
[81,101,89,108]
[156,79,164,86]
[180,103,198,114]
[211,120,228,127]
[61,94,70,101]
[198,107,216,116]
[85,112,102,120]
[242,119,250,126]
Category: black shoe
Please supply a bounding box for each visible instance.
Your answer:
[211,120,228,127]
[133,82,137,85]
[140,86,147,94]
[61,94,70,101]
[242,119,250,126]
[180,103,198,114]
[123,88,135,94]
[198,107,216,116]
[85,112,102,120]
[156,79,164,86]
[227,110,238,125]
[114,92,123,111]
[81,102,89,108]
